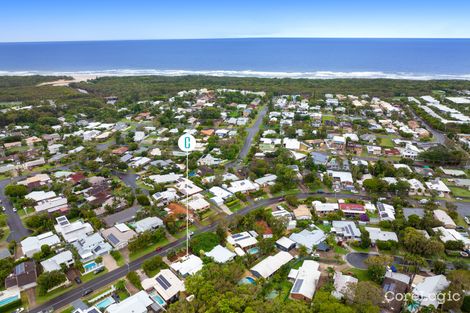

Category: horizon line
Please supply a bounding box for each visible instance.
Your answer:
[1,36,470,44]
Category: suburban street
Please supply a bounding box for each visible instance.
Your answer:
[226,104,268,169]
[28,188,470,312]
[0,177,31,241]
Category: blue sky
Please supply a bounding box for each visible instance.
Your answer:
[1,0,470,42]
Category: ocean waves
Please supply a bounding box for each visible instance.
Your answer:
[1,69,470,80]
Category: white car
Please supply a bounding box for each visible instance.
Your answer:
[13,207,17,212]
[464,216,470,225]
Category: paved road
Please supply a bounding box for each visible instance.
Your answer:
[407,104,448,146]
[345,252,404,270]
[29,191,346,312]
[239,105,268,160]
[226,105,268,169]
[112,171,149,197]
[0,163,74,242]
[25,189,470,312]
[0,178,31,241]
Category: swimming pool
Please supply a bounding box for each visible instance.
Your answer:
[84,261,98,271]
[0,295,19,307]
[96,296,115,309]
[149,291,166,306]
[238,277,256,285]
[247,247,259,255]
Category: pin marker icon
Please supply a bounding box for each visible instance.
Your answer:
[178,133,196,152]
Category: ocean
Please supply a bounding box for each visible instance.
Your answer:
[0,38,470,79]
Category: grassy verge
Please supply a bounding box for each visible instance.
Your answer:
[36,284,73,304]
[81,268,109,283]
[345,268,370,282]
[129,238,170,261]
[449,186,470,198]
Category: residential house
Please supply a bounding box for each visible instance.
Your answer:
[105,290,155,313]
[174,177,203,196]
[327,171,354,191]
[332,272,357,299]
[407,178,426,195]
[377,202,396,221]
[197,154,222,166]
[332,221,361,240]
[227,179,259,194]
[134,217,164,233]
[312,201,338,215]
[40,250,74,272]
[5,261,37,291]
[412,275,449,309]
[432,226,470,249]
[382,272,411,313]
[54,216,94,243]
[289,260,321,301]
[433,210,456,229]
[152,188,179,206]
[141,269,185,303]
[339,203,365,216]
[101,223,137,249]
[403,208,425,221]
[250,251,294,279]
[20,232,61,257]
[275,236,297,252]
[365,227,398,244]
[254,174,277,187]
[205,245,236,263]
[227,231,258,251]
[170,254,203,277]
[426,179,451,197]
[73,233,112,262]
[289,229,326,252]
[293,205,312,220]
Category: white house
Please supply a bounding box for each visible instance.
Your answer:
[141,269,185,302]
[289,260,321,301]
[412,275,449,309]
[227,179,259,194]
[40,250,74,272]
[54,216,94,243]
[105,290,154,313]
[251,251,293,279]
[21,232,61,257]
[426,180,451,197]
[365,227,398,243]
[433,210,456,229]
[205,245,236,263]
[134,217,164,233]
[170,254,203,277]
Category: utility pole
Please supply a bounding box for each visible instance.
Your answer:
[178,133,196,257]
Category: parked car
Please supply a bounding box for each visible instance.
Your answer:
[82,288,93,296]
[94,267,105,275]
[464,216,470,225]
[74,277,82,284]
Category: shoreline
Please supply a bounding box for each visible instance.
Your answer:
[2,69,470,81]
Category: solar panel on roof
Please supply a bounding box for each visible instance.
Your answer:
[16,262,25,274]
[156,275,171,290]
[292,279,304,293]
[107,233,120,245]
[232,233,243,238]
